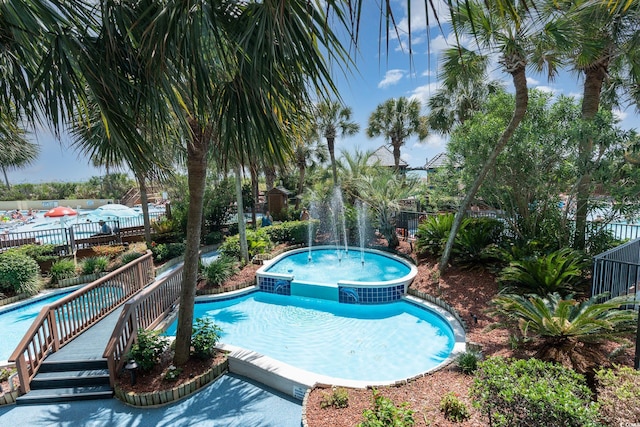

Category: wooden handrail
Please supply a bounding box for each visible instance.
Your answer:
[103,264,183,387]
[9,252,155,393]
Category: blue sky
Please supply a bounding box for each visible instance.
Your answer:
[9,1,639,184]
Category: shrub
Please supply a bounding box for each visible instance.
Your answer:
[163,365,183,382]
[151,217,178,234]
[204,256,237,287]
[456,350,481,374]
[488,293,636,373]
[120,250,143,265]
[320,387,350,409]
[414,214,454,257]
[11,243,58,262]
[91,245,125,258]
[128,329,168,372]
[204,231,224,245]
[596,365,640,426]
[191,317,222,359]
[454,217,504,264]
[440,392,470,422]
[265,220,320,245]
[49,258,77,284]
[471,357,600,427]
[0,251,41,295]
[80,256,110,275]
[358,389,415,427]
[219,228,272,260]
[151,242,186,262]
[0,367,16,382]
[497,248,590,295]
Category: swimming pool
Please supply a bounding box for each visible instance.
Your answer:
[164,291,458,383]
[0,289,75,363]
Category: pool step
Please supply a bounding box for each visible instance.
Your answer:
[226,347,314,401]
[16,359,113,405]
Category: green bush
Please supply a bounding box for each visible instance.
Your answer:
[204,231,224,245]
[219,228,272,260]
[596,365,640,426]
[497,248,590,295]
[80,256,110,275]
[440,392,470,422]
[456,350,481,374]
[358,389,415,427]
[320,387,350,409]
[415,214,454,257]
[0,251,41,295]
[49,258,77,284]
[454,217,504,263]
[205,256,238,287]
[191,317,222,359]
[151,242,186,262]
[10,243,58,262]
[128,329,168,372]
[265,220,319,245]
[471,357,600,427]
[0,367,16,382]
[120,251,143,265]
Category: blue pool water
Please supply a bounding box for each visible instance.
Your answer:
[165,292,454,382]
[264,248,412,285]
[0,290,74,362]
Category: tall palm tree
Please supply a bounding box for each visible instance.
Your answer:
[366,97,428,170]
[291,119,326,209]
[315,100,360,186]
[427,47,502,134]
[550,0,640,249]
[438,0,564,273]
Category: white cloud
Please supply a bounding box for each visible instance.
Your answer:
[613,108,628,122]
[378,69,406,88]
[534,85,559,95]
[526,77,540,85]
[408,81,441,106]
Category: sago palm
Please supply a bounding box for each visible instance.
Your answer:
[497,248,590,296]
[489,292,637,372]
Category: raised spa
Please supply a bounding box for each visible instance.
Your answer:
[256,246,418,303]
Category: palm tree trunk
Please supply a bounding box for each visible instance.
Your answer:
[392,140,401,170]
[296,163,306,210]
[173,125,209,366]
[250,161,258,229]
[236,164,249,263]
[135,171,152,245]
[439,66,528,274]
[574,65,607,250]
[328,137,338,186]
[1,166,10,190]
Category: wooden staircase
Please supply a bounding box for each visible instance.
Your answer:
[16,359,113,405]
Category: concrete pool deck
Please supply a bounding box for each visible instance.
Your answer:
[0,373,302,426]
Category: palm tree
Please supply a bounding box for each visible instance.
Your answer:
[356,168,419,248]
[366,97,428,170]
[337,148,374,203]
[489,292,636,373]
[315,100,360,186]
[427,47,502,134]
[438,0,564,273]
[550,1,640,249]
[0,109,38,189]
[290,119,326,209]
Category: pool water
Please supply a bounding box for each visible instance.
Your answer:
[164,292,454,382]
[0,290,74,362]
[263,248,411,285]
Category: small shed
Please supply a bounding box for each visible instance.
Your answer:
[267,186,291,216]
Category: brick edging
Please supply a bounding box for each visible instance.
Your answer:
[114,358,228,407]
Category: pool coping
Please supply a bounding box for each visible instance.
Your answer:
[189,285,467,400]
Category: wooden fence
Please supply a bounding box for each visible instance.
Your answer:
[103,264,183,387]
[9,252,155,393]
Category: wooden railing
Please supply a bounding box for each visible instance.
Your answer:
[9,252,155,393]
[103,264,184,387]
